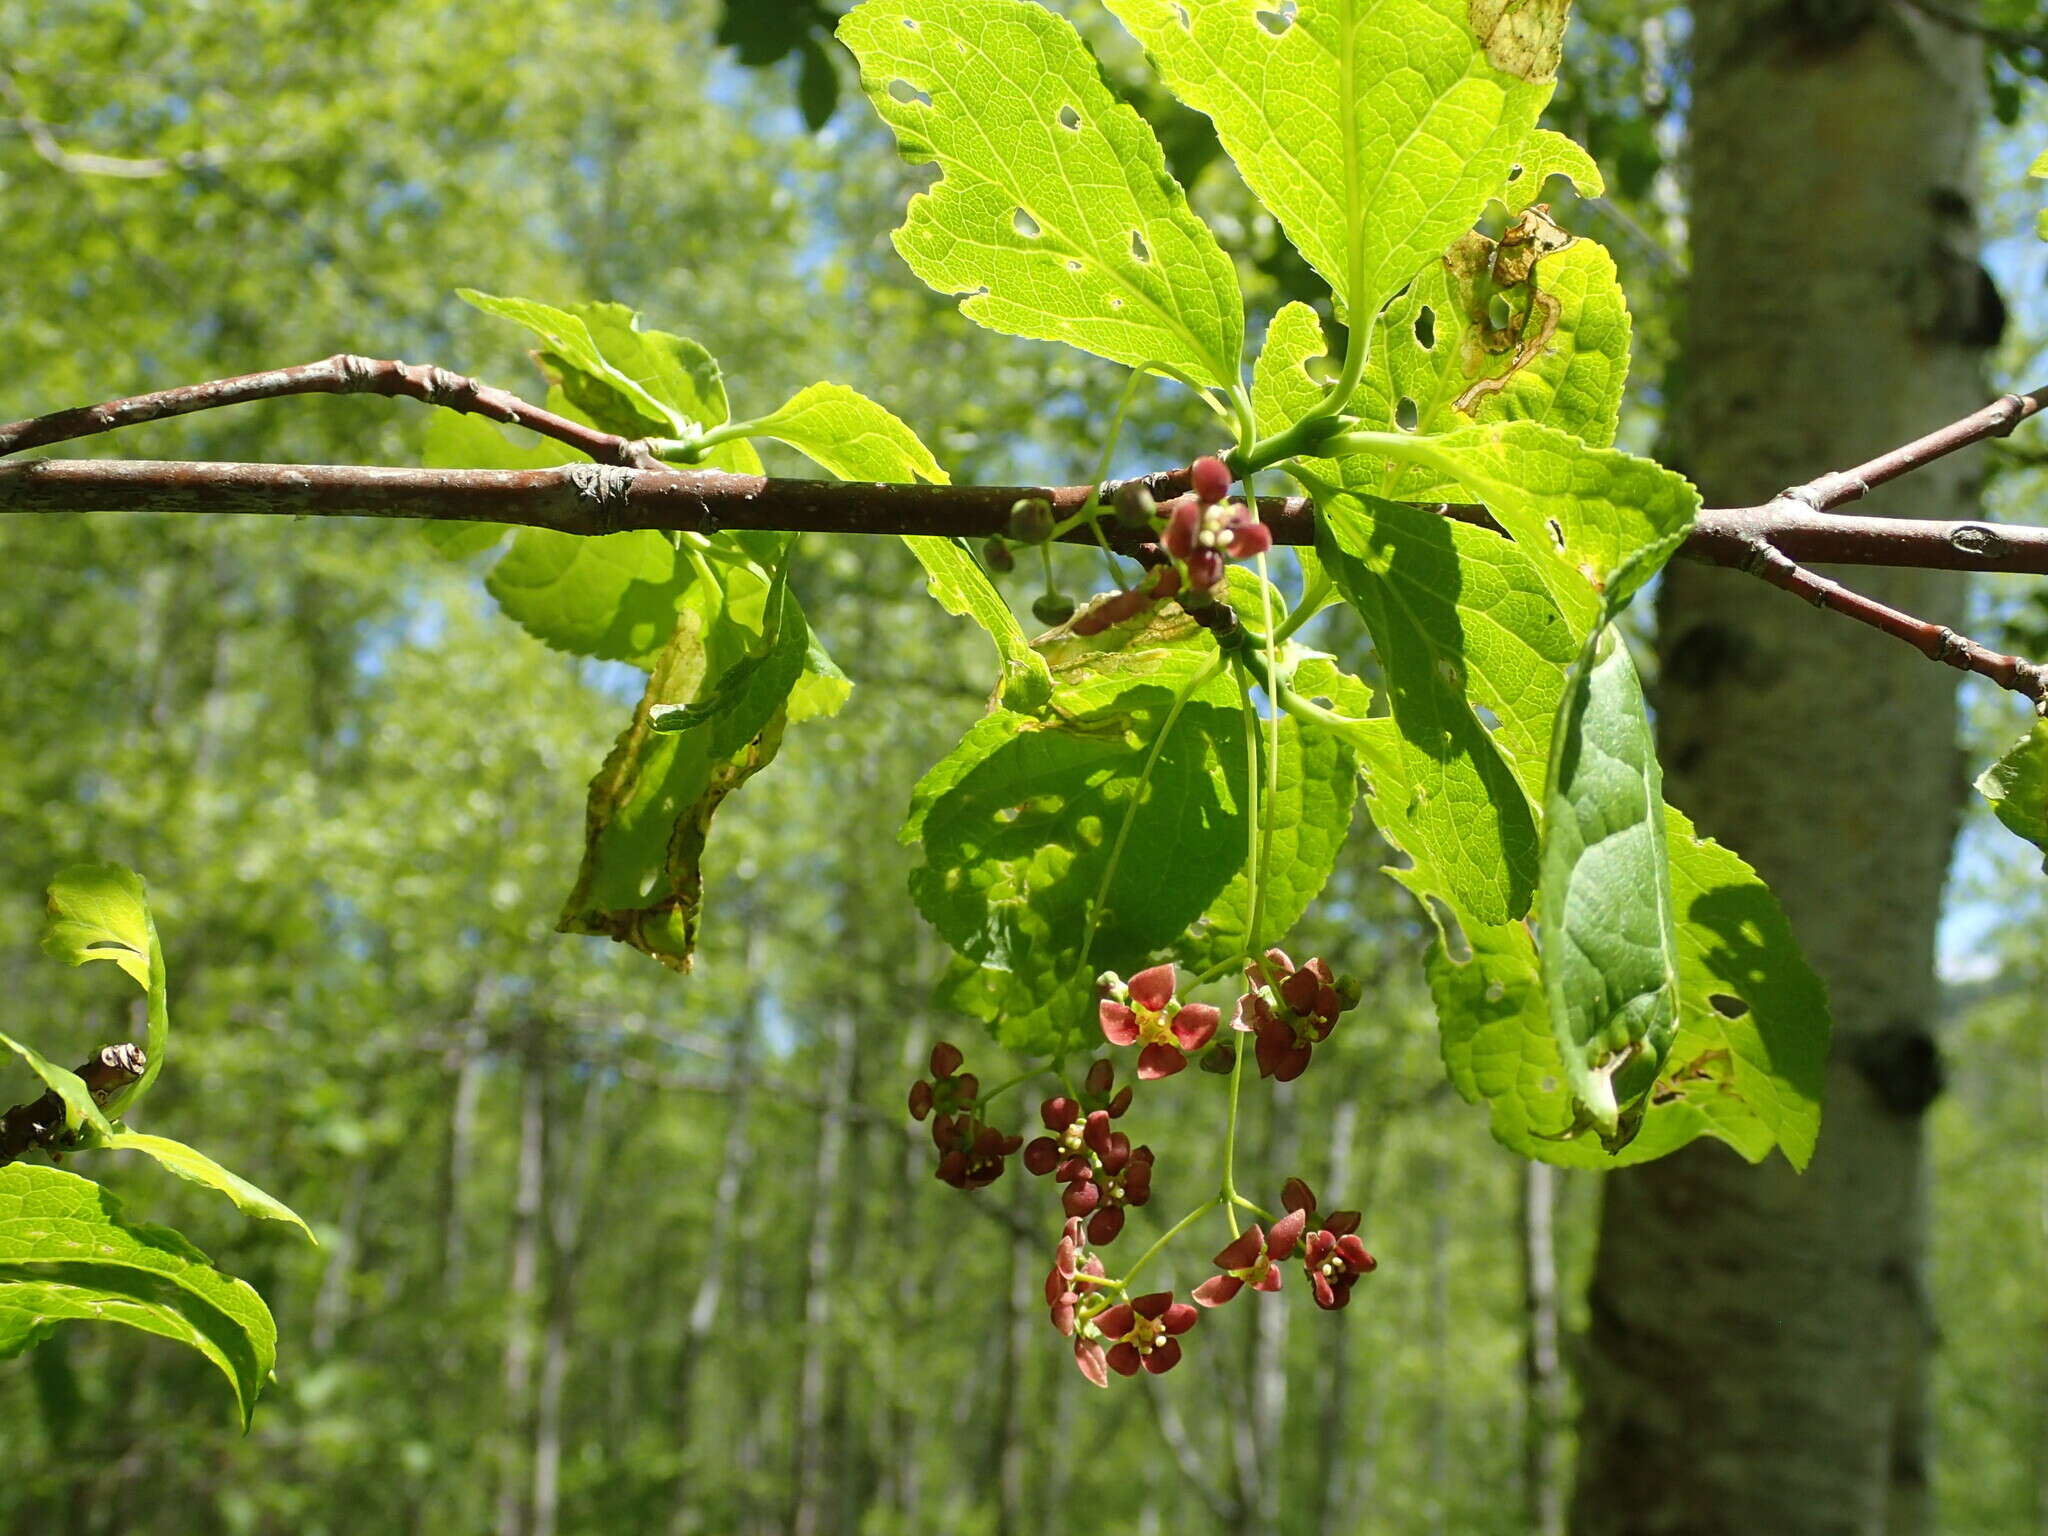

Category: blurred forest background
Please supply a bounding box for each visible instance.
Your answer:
[3,2,2048,1533]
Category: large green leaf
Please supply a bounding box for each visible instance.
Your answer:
[1538,625,1680,1149]
[903,537,1053,713]
[1352,421,1699,624]
[560,565,810,972]
[1977,721,2048,868]
[1435,803,1827,1170]
[0,1164,276,1428]
[98,1134,313,1243]
[1103,0,1563,321]
[1303,474,1542,924]
[839,0,1244,387]
[903,612,1246,1054]
[42,864,167,1114]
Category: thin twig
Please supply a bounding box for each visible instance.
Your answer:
[1900,0,2048,61]
[0,354,657,467]
[0,68,236,180]
[9,365,2048,705]
[0,1044,146,1167]
[1736,537,2048,710]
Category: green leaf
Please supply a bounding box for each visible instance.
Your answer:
[559,566,809,972]
[1303,475,1542,924]
[98,1134,315,1243]
[1538,625,1681,1150]
[1177,708,1357,971]
[1104,0,1561,321]
[458,291,737,442]
[1503,127,1605,211]
[42,864,167,1114]
[1360,222,1632,449]
[421,386,771,669]
[1435,803,1827,1170]
[1252,302,1332,438]
[0,1164,276,1428]
[1977,721,2048,868]
[839,0,1244,387]
[902,613,1245,1054]
[0,1035,113,1141]
[903,536,1054,712]
[2030,146,2048,177]
[744,382,948,485]
[1354,420,1699,624]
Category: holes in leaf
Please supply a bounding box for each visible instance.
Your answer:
[1474,704,1501,731]
[888,78,932,107]
[1169,1,1191,28]
[1545,518,1565,551]
[1413,305,1436,351]
[1429,897,1472,963]
[1484,981,1507,1003]
[1709,994,1750,1019]
[1058,104,1082,131]
[1108,296,1125,309]
[1066,258,1084,273]
[1013,208,1041,238]
[1395,396,1419,432]
[1256,0,1298,34]
[1129,230,1151,263]
[1539,1075,1558,1094]
[1507,161,1526,183]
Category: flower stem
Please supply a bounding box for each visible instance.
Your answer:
[974,1068,1042,1108]
[1120,1195,1220,1288]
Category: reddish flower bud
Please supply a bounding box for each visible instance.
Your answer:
[1185,547,1226,593]
[1032,591,1076,626]
[930,1042,963,1078]
[982,536,1016,573]
[1008,496,1055,543]
[1163,497,1200,561]
[1113,480,1158,529]
[1191,455,1232,505]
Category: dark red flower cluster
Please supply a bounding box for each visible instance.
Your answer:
[1099,963,1220,1080]
[1022,1057,1130,1175]
[1161,455,1273,597]
[908,1042,1022,1189]
[1092,1290,1200,1378]
[1283,1179,1377,1310]
[1233,949,1355,1082]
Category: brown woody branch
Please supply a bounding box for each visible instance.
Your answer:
[0,1044,147,1167]
[5,362,2048,706]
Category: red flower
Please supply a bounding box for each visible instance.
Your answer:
[1191,1207,1309,1307]
[1091,1290,1199,1377]
[1282,1179,1378,1309]
[907,1040,978,1121]
[1160,492,1272,596]
[931,1112,1023,1191]
[1023,1060,1133,1177]
[1190,454,1233,506]
[1054,1111,1155,1244]
[1099,964,1220,1080]
[1046,1216,1111,1335]
[1232,950,1352,1082]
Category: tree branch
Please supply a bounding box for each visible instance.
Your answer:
[7,362,2048,705]
[0,68,236,180]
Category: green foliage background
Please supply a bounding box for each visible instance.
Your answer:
[0,1,2044,1532]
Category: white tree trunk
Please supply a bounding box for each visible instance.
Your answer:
[1572,8,1991,1534]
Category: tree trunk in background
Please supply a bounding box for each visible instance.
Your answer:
[1522,1162,1566,1536]
[789,1009,856,1536]
[1572,8,1991,1534]
[496,1026,548,1536]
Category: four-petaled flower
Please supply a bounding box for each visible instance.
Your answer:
[1023,1059,1133,1177]
[1233,949,1353,1082]
[1090,1290,1199,1377]
[931,1112,1023,1191]
[1053,1110,1154,1244]
[907,1040,978,1123]
[1100,964,1220,1080]
[1283,1178,1378,1310]
[1192,1206,1309,1307]
[1161,457,1273,597]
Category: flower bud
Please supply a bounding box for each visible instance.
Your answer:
[982,536,1015,573]
[1191,455,1233,505]
[1112,480,1157,529]
[1032,591,1076,626]
[1008,496,1056,544]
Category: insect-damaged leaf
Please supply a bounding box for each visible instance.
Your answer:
[1977,720,2048,869]
[839,0,1243,387]
[560,567,812,971]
